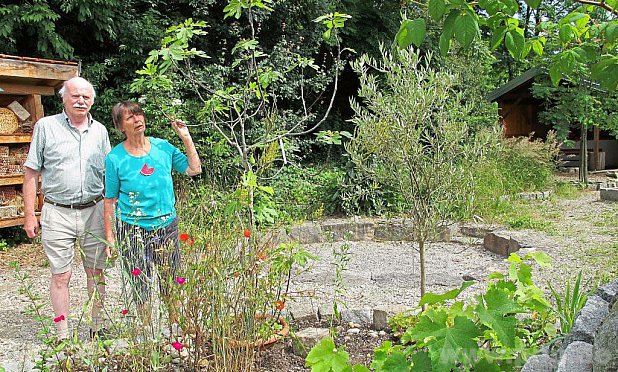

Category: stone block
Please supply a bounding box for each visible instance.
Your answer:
[292,327,331,357]
[600,187,618,202]
[483,230,519,257]
[436,224,457,242]
[556,341,593,372]
[373,219,414,241]
[568,295,609,345]
[340,308,372,326]
[459,225,493,238]
[592,303,618,372]
[372,309,388,331]
[287,222,324,244]
[322,219,374,241]
[596,279,618,305]
[521,354,556,372]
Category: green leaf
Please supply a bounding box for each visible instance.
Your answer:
[409,310,481,371]
[523,251,552,267]
[475,288,524,348]
[382,351,411,372]
[473,358,501,371]
[454,12,479,48]
[410,351,432,371]
[604,22,618,44]
[532,39,544,56]
[559,24,575,44]
[419,281,475,307]
[428,0,446,21]
[490,26,507,49]
[305,337,352,371]
[504,30,524,59]
[525,0,541,8]
[396,18,426,49]
[591,55,618,91]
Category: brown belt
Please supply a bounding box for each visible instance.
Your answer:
[44,195,103,210]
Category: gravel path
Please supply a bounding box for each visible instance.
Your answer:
[1,187,616,370]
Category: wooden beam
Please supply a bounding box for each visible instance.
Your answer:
[21,95,43,122]
[0,58,78,82]
[593,126,600,171]
[0,82,55,96]
[0,134,32,143]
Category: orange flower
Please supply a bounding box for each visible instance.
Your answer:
[188,239,194,245]
[179,233,189,242]
[243,230,251,238]
[274,300,285,311]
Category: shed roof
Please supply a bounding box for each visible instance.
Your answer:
[0,54,80,96]
[486,67,543,102]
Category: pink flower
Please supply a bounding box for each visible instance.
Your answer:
[172,341,183,351]
[121,309,128,315]
[131,268,142,276]
[53,315,65,323]
[175,277,186,285]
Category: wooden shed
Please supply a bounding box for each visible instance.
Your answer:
[487,67,618,170]
[0,54,80,228]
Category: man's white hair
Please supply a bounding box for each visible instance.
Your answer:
[58,77,96,99]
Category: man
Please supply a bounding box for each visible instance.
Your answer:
[23,76,111,340]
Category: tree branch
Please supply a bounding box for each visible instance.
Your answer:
[574,0,618,16]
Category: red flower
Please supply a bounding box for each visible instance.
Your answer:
[53,315,65,323]
[131,268,142,276]
[179,233,189,242]
[188,239,194,245]
[175,277,186,285]
[243,229,251,238]
[274,300,285,311]
[121,309,128,315]
[172,341,184,351]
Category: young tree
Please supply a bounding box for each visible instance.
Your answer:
[347,48,482,298]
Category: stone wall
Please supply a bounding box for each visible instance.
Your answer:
[522,279,618,372]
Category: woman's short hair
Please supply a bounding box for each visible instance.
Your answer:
[111,101,144,133]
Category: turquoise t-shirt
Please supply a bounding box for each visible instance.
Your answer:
[105,137,189,230]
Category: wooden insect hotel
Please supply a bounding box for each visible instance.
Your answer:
[0,55,79,228]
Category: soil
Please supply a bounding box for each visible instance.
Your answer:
[1,176,616,371]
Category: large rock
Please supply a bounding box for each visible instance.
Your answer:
[596,279,618,305]
[556,341,593,372]
[372,309,388,331]
[292,327,330,357]
[322,219,374,242]
[600,187,618,202]
[592,303,618,372]
[483,230,518,257]
[286,222,325,244]
[340,308,372,326]
[521,354,556,372]
[567,295,609,344]
[373,219,414,241]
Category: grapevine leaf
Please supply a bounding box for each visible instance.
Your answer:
[419,281,475,307]
[411,351,432,371]
[382,351,412,372]
[305,337,351,372]
[475,288,524,348]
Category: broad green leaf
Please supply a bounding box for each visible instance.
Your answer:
[591,55,618,91]
[439,31,452,56]
[429,0,446,21]
[525,0,541,8]
[382,351,411,372]
[604,22,618,44]
[409,310,481,371]
[396,18,426,49]
[523,251,552,267]
[507,253,522,264]
[505,30,524,59]
[532,39,544,56]
[475,288,524,347]
[559,24,575,44]
[517,263,533,285]
[474,358,501,371]
[454,12,479,48]
[352,365,370,372]
[411,351,432,371]
[419,281,475,307]
[305,337,351,371]
[490,26,507,49]
[480,0,519,16]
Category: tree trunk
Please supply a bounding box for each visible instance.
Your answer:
[580,122,588,184]
[419,239,426,299]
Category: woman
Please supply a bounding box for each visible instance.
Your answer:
[104,101,201,324]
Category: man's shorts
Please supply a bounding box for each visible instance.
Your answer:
[41,201,107,274]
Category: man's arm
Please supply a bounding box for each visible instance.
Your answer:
[23,167,40,238]
[103,197,117,258]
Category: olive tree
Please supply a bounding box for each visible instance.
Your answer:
[347,48,484,298]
